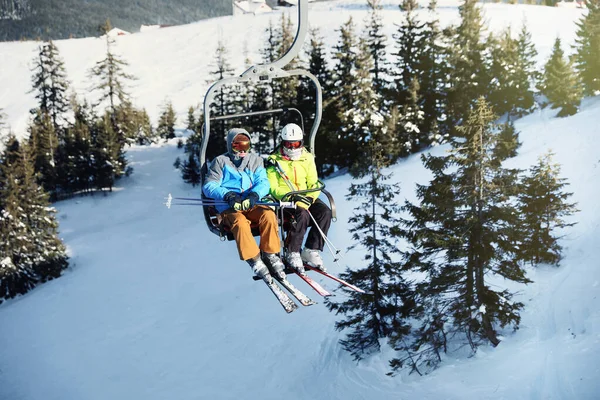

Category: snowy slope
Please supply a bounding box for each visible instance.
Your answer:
[0,1,599,399]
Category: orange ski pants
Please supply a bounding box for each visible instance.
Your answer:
[221,206,281,261]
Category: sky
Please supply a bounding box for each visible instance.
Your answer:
[0,1,599,399]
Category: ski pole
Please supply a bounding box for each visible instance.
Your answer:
[306,209,342,262]
[165,194,296,209]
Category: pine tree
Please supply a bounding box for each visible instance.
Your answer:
[92,112,124,191]
[274,13,299,108]
[339,38,385,177]
[30,40,70,131]
[181,152,201,187]
[130,108,155,145]
[398,98,528,372]
[207,37,236,159]
[297,28,334,173]
[514,22,539,114]
[392,0,426,106]
[419,0,448,141]
[539,38,582,117]
[0,137,68,303]
[0,108,6,133]
[488,24,537,118]
[517,151,578,266]
[63,99,94,193]
[89,34,136,136]
[573,0,600,96]
[393,77,425,156]
[328,17,359,171]
[28,109,59,196]
[326,142,410,361]
[493,120,520,163]
[157,101,177,140]
[365,0,389,96]
[445,0,489,129]
[392,0,444,146]
[186,106,196,132]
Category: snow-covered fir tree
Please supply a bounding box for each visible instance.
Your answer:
[328,17,358,171]
[492,120,521,163]
[339,38,385,177]
[488,26,537,118]
[392,0,444,146]
[91,112,125,191]
[394,77,425,157]
[30,41,70,131]
[573,0,600,96]
[207,37,236,158]
[157,101,177,140]
[364,0,389,97]
[445,0,489,129]
[392,0,425,106]
[297,28,334,174]
[186,106,196,132]
[419,0,448,143]
[514,22,539,115]
[326,142,410,361]
[539,37,582,117]
[27,109,59,196]
[130,108,155,145]
[399,98,529,372]
[56,98,94,194]
[181,152,201,187]
[89,34,135,115]
[0,136,68,303]
[517,151,578,266]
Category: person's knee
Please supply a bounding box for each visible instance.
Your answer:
[258,208,278,225]
[223,212,247,228]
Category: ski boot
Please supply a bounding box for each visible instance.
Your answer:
[301,248,326,272]
[247,257,272,283]
[284,251,305,274]
[263,253,286,280]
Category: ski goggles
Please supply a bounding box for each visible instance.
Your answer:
[282,140,303,149]
[231,134,251,153]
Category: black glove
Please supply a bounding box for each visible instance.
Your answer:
[242,192,260,210]
[224,191,242,211]
[264,158,277,168]
[291,194,313,210]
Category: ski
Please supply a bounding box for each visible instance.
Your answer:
[304,264,367,294]
[294,271,332,297]
[275,277,316,306]
[262,276,299,313]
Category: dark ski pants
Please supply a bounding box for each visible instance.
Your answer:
[284,198,332,253]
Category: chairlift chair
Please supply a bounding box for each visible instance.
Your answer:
[199,0,335,240]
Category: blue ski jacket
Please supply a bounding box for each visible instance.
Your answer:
[202,153,270,214]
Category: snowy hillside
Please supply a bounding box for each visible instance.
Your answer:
[0,1,599,399]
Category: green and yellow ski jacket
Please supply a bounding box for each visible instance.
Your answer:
[266,148,321,201]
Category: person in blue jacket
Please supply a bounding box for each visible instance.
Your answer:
[202,128,285,283]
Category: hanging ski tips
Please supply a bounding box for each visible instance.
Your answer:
[166,193,173,209]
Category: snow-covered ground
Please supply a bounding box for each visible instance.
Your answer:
[0,1,599,399]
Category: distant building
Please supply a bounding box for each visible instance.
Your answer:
[233,0,272,16]
[106,27,130,37]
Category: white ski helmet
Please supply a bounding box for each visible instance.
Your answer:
[280,123,304,160]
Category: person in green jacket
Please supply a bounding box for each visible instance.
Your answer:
[266,123,332,273]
